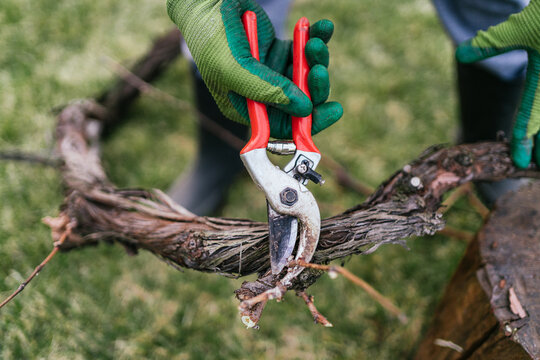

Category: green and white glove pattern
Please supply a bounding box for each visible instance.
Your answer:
[167,0,343,139]
[456,0,540,168]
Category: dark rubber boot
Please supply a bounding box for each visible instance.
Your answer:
[168,67,248,215]
[457,62,527,207]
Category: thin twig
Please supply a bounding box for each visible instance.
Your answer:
[297,291,333,327]
[102,55,191,111]
[433,338,464,353]
[238,282,286,328]
[0,151,63,168]
[294,260,408,324]
[439,182,489,220]
[438,226,475,242]
[466,191,490,220]
[320,156,374,196]
[239,282,287,310]
[238,298,267,330]
[436,183,485,241]
[0,222,74,310]
[438,183,471,215]
[103,55,246,150]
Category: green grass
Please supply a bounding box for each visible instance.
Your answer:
[0,0,481,358]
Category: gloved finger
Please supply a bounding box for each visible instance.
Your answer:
[520,52,540,138]
[306,38,329,68]
[230,58,312,118]
[267,101,343,139]
[310,19,334,44]
[311,101,344,135]
[268,107,292,139]
[456,38,521,64]
[286,64,293,80]
[511,133,533,169]
[266,39,291,74]
[511,104,533,169]
[308,64,330,106]
[510,51,540,168]
[271,77,313,117]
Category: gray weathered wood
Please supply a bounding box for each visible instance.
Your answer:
[415,182,540,359]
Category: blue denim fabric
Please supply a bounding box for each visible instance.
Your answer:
[258,0,293,38]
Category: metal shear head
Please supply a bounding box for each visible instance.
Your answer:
[240,148,320,277]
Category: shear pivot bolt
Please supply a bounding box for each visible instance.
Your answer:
[297,163,308,174]
[280,187,298,206]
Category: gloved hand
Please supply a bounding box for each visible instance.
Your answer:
[167,0,343,139]
[456,0,540,169]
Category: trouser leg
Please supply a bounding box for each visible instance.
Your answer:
[457,62,524,143]
[168,66,248,215]
[456,62,528,206]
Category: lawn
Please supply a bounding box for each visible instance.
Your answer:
[0,0,481,358]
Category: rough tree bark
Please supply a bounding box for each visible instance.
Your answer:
[43,28,540,326]
[415,183,540,359]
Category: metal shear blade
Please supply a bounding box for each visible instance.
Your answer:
[240,148,320,279]
[267,203,298,274]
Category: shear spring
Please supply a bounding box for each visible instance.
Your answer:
[267,141,297,155]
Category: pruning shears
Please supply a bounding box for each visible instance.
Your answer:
[240,11,323,283]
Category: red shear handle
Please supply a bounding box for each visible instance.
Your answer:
[292,17,320,154]
[240,11,270,154]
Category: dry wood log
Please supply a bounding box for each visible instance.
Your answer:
[42,29,540,325]
[414,182,540,359]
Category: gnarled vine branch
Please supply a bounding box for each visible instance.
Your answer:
[48,98,539,325]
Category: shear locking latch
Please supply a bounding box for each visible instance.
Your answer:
[296,160,324,185]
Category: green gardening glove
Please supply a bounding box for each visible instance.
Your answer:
[456,0,540,169]
[167,0,343,139]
